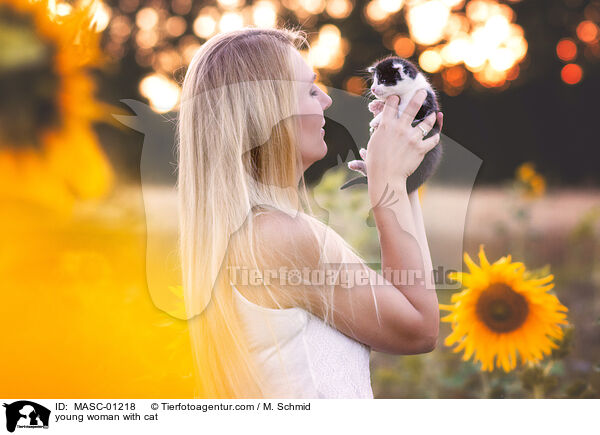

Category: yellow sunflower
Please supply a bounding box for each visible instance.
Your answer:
[440,245,569,372]
[515,162,546,199]
[516,162,536,182]
[0,0,115,211]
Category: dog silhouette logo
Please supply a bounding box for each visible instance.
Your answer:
[3,401,50,432]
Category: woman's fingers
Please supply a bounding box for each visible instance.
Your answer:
[419,133,441,153]
[414,111,442,153]
[359,147,367,160]
[420,111,437,134]
[399,90,427,127]
[410,111,436,142]
[348,160,367,176]
[381,95,400,122]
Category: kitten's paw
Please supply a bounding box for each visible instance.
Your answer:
[369,117,381,129]
[368,100,385,114]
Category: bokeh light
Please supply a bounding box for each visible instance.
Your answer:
[344,76,367,95]
[364,0,389,26]
[326,0,353,19]
[217,0,245,9]
[55,2,73,16]
[393,35,415,57]
[218,11,244,32]
[561,63,583,85]
[165,16,187,38]
[135,7,158,31]
[139,74,181,112]
[378,0,404,14]
[419,49,443,73]
[443,65,467,87]
[252,1,278,28]
[299,0,326,15]
[91,1,111,32]
[556,39,577,62]
[407,1,450,45]
[172,0,192,15]
[576,20,599,44]
[307,24,348,72]
[193,8,219,39]
[97,0,537,109]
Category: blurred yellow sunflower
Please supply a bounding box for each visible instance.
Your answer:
[0,0,114,211]
[440,245,569,372]
[515,162,546,199]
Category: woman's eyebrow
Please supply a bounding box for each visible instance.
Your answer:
[311,73,317,82]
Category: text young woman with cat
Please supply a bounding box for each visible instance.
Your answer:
[177,26,443,398]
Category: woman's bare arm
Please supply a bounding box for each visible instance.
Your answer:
[251,208,438,355]
[368,179,439,352]
[409,188,440,345]
[409,189,435,290]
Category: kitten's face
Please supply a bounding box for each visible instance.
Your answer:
[369,57,418,99]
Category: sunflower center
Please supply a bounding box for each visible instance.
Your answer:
[476,282,529,333]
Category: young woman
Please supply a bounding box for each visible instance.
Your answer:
[177,26,443,399]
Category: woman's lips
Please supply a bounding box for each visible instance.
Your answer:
[321,128,325,136]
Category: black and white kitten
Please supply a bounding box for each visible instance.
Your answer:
[341,56,443,194]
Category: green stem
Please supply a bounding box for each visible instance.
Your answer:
[533,383,544,399]
[480,371,491,399]
[543,360,554,376]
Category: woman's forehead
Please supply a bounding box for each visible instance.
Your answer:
[290,49,315,83]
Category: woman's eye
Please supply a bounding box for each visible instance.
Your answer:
[310,87,318,96]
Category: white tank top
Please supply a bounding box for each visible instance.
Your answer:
[231,283,374,399]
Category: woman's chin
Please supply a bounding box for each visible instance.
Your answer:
[315,147,327,163]
[301,140,328,168]
[319,132,328,148]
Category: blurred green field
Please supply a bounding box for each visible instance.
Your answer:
[3,170,597,398]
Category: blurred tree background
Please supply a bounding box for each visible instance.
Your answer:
[93,0,600,187]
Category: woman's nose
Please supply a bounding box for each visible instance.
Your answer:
[322,92,332,110]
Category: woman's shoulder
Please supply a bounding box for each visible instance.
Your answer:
[253,209,320,255]
[253,207,365,273]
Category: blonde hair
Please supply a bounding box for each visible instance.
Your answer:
[177,26,376,398]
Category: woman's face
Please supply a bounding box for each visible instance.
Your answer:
[290,49,332,172]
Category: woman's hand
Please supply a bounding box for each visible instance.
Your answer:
[366,92,441,184]
[348,92,443,181]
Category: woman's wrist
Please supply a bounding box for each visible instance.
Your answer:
[368,176,408,210]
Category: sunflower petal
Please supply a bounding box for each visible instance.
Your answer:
[463,251,481,273]
[478,244,491,269]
